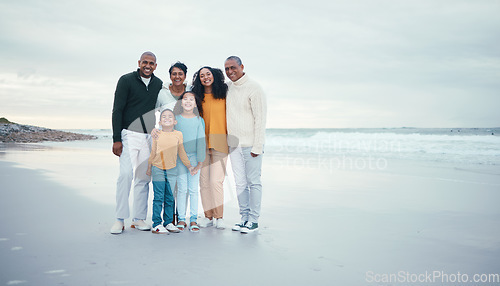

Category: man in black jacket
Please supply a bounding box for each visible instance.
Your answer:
[110,51,163,234]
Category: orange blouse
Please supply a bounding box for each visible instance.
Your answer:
[202,93,228,154]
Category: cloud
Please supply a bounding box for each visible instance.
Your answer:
[0,0,499,128]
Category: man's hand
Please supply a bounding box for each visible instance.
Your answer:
[251,152,259,157]
[112,142,123,157]
[151,128,160,140]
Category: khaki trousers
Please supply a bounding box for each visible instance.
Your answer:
[199,148,227,219]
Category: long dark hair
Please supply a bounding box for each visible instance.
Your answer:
[191,66,228,106]
[173,91,203,117]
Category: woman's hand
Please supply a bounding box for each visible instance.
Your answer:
[190,163,202,176]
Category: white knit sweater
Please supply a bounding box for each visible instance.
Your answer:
[226,74,267,154]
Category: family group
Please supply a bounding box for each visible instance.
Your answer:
[110,52,266,235]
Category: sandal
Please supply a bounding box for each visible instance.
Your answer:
[190,222,200,232]
[176,221,187,232]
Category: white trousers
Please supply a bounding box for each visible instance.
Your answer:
[116,129,152,220]
[229,146,263,224]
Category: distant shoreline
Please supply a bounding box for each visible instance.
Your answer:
[0,122,97,143]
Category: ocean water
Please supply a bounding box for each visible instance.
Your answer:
[265,128,500,166]
[69,128,500,166]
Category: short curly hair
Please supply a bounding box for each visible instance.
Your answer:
[169,62,187,75]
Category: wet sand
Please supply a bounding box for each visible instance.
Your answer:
[1,141,499,285]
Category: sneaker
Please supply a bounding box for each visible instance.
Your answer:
[198,217,214,228]
[240,222,259,234]
[131,220,151,231]
[215,218,226,229]
[151,224,168,234]
[110,220,124,234]
[165,223,180,233]
[232,221,248,231]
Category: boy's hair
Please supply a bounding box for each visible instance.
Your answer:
[173,91,202,117]
[159,108,174,118]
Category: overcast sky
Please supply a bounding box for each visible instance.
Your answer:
[1,0,499,129]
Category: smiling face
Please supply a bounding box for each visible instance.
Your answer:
[181,92,197,113]
[199,68,214,88]
[138,54,157,78]
[170,67,186,87]
[159,109,176,129]
[224,59,244,82]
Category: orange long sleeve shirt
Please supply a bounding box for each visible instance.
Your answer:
[148,130,191,170]
[202,93,228,154]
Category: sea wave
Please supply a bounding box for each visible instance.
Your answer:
[265,130,500,165]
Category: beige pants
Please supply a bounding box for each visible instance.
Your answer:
[199,148,227,219]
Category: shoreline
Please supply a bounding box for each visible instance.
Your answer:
[0,123,96,143]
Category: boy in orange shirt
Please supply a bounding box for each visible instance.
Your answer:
[147,109,193,234]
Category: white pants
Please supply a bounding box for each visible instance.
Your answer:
[116,129,152,220]
[229,146,263,224]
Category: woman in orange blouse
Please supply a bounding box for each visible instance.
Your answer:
[191,66,229,229]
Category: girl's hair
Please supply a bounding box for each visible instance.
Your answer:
[191,66,228,108]
[173,91,202,117]
[169,62,187,75]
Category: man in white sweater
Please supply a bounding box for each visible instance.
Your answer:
[224,56,267,234]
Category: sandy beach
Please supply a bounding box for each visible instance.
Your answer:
[1,138,500,286]
[1,0,499,284]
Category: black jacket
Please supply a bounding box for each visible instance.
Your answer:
[112,69,163,142]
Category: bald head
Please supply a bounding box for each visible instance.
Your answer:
[140,51,156,62]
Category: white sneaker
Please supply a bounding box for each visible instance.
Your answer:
[131,220,151,231]
[232,221,247,231]
[165,223,180,233]
[110,220,124,234]
[152,224,168,234]
[198,217,214,228]
[241,222,259,234]
[215,218,226,229]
